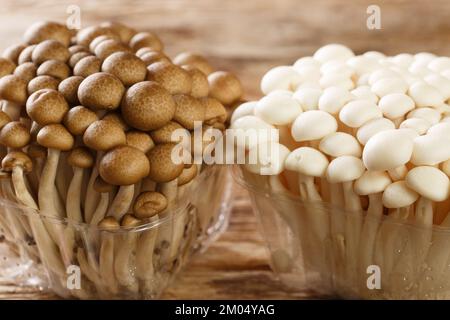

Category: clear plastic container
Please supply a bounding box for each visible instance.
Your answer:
[0,165,231,299]
[234,165,450,299]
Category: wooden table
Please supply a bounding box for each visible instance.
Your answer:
[1,0,450,299]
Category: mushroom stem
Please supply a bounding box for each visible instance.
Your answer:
[84,152,103,223]
[55,152,71,206]
[106,185,135,220]
[99,230,119,296]
[90,193,109,226]
[388,165,408,181]
[66,167,84,223]
[329,182,346,284]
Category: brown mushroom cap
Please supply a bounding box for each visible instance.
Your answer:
[178,164,198,186]
[102,51,147,86]
[26,89,69,125]
[67,147,94,168]
[147,62,192,95]
[0,75,27,104]
[133,191,167,219]
[17,45,36,64]
[102,112,129,131]
[37,124,74,151]
[76,25,119,47]
[73,55,101,77]
[63,105,98,135]
[94,39,129,60]
[173,94,205,129]
[93,176,115,193]
[0,111,11,130]
[32,39,70,64]
[208,71,243,105]
[0,58,16,77]
[14,62,37,83]
[27,143,47,159]
[24,21,72,47]
[2,43,26,64]
[174,52,214,75]
[147,143,184,183]
[101,21,136,44]
[89,35,115,53]
[78,72,125,110]
[126,130,154,153]
[150,121,188,144]
[129,32,163,52]
[27,75,59,94]
[121,214,141,227]
[140,50,170,66]
[2,151,33,173]
[201,97,227,124]
[99,145,150,186]
[69,51,92,68]
[0,121,30,148]
[36,60,71,80]
[83,119,126,151]
[68,45,89,55]
[98,216,120,229]
[182,65,209,98]
[121,81,175,131]
[58,76,83,105]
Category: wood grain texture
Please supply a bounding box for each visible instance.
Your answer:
[0,0,449,299]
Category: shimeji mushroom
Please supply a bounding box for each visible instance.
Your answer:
[24,21,72,47]
[181,66,209,98]
[73,56,102,78]
[411,134,450,166]
[101,51,147,87]
[399,118,431,135]
[90,176,115,226]
[378,93,415,127]
[97,216,120,296]
[260,66,302,95]
[408,82,445,108]
[318,86,353,115]
[129,31,163,52]
[207,71,243,106]
[407,107,441,126]
[313,44,354,63]
[291,110,338,147]
[0,75,28,120]
[254,91,302,126]
[339,99,383,134]
[173,52,214,75]
[27,75,59,94]
[229,101,257,124]
[94,39,130,61]
[147,62,192,95]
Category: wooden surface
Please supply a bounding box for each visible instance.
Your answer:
[1,0,450,300]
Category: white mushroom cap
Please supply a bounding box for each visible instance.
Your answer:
[382,181,419,208]
[414,52,436,65]
[318,86,353,115]
[424,74,450,100]
[407,107,441,125]
[378,93,415,120]
[321,61,354,78]
[319,132,362,157]
[364,51,386,60]
[291,110,337,142]
[245,141,290,176]
[254,92,302,125]
[230,101,257,124]
[313,44,354,63]
[406,166,450,201]
[230,115,276,150]
[368,68,399,86]
[326,155,365,183]
[408,82,444,108]
[319,73,354,90]
[371,77,408,97]
[260,66,301,95]
[284,147,329,177]
[346,55,380,76]
[411,134,450,166]
[294,64,321,82]
[350,86,379,103]
[356,117,395,145]
[399,118,431,135]
[389,53,414,68]
[427,122,450,137]
[293,56,321,70]
[362,129,414,171]
[292,87,322,111]
[428,57,450,73]
[339,99,382,128]
[354,171,392,196]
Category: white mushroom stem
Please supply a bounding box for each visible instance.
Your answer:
[84,154,102,223]
[99,231,119,296]
[114,228,139,293]
[66,167,84,223]
[388,165,408,181]
[90,192,109,226]
[107,185,135,220]
[328,182,346,284]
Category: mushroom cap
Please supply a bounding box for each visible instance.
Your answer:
[89,35,115,52]
[67,147,94,168]
[150,121,189,144]
[58,76,83,105]
[408,82,444,108]
[318,86,353,115]
[31,39,69,64]
[406,166,449,201]
[147,62,192,95]
[356,117,396,145]
[129,32,163,52]
[339,99,383,128]
[0,121,30,148]
[69,51,92,68]
[382,181,419,208]
[326,155,365,183]
[76,25,118,47]
[27,75,59,94]
[313,44,354,63]
[68,44,90,55]
[411,134,450,166]
[319,132,362,157]
[172,94,205,129]
[202,97,227,124]
[178,164,198,186]
[363,129,414,171]
[94,39,130,60]
[378,93,415,120]
[260,66,302,95]
[18,45,36,65]
[147,143,184,182]
[0,57,16,77]
[140,50,170,66]
[354,171,392,195]
[173,52,213,75]
[93,176,115,193]
[0,111,11,130]
[83,119,126,151]
[126,130,154,153]
[371,77,408,97]
[101,51,147,86]
[133,191,168,219]
[2,43,26,64]
[285,147,329,177]
[230,115,277,150]
[24,21,72,47]
[291,110,338,142]
[14,62,37,82]
[2,151,33,173]
[121,81,175,131]
[428,122,450,137]
[78,72,125,110]
[407,107,441,125]
[245,141,290,175]
[208,71,243,105]
[100,21,136,44]
[63,105,98,135]
[399,118,431,135]
[99,145,150,186]
[182,65,209,98]
[121,214,141,227]
[37,124,74,151]
[255,92,302,125]
[102,112,129,131]
[36,59,70,80]
[292,87,322,111]
[26,89,69,125]
[0,75,27,104]
[73,55,101,77]
[230,101,257,124]
[98,216,120,229]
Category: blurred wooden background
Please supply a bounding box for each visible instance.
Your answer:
[1,0,450,299]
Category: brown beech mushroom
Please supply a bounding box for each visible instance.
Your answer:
[174,52,214,76]
[102,52,147,86]
[78,72,125,112]
[121,81,175,130]
[26,89,69,125]
[172,94,205,129]
[99,145,150,220]
[27,75,59,95]
[76,25,118,47]
[133,191,168,219]
[208,71,243,105]
[14,62,37,83]
[0,57,16,77]
[129,31,163,52]
[63,106,98,136]
[69,51,92,68]
[150,121,189,145]
[36,59,70,80]
[126,130,154,153]
[2,43,26,64]
[147,62,192,95]
[68,45,89,55]
[0,121,31,149]
[17,45,36,64]
[24,21,72,47]
[0,74,27,120]
[181,65,209,98]
[31,39,69,65]
[94,39,129,60]
[147,143,184,183]
[140,50,170,66]
[89,35,115,53]
[102,112,129,131]
[58,76,83,105]
[201,97,227,125]
[73,56,101,78]
[26,142,46,193]
[101,21,136,44]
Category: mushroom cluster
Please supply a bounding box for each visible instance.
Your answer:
[234,44,450,299]
[0,21,241,299]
